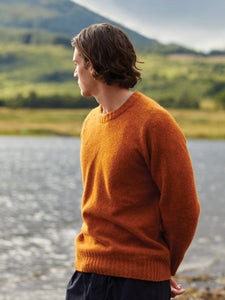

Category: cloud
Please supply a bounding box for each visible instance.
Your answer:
[71,0,225,51]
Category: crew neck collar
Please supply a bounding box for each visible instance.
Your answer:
[98,90,139,123]
[102,91,133,115]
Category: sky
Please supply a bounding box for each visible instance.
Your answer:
[71,0,225,52]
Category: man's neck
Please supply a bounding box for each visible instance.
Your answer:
[94,85,132,114]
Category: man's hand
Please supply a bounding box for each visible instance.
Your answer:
[170,278,185,298]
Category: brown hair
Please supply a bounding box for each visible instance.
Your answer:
[71,23,142,88]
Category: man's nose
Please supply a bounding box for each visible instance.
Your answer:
[74,70,78,78]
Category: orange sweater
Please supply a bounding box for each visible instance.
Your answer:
[75,91,200,281]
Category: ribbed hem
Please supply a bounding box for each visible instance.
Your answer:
[75,251,171,282]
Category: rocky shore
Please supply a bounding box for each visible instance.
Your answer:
[174,275,225,299]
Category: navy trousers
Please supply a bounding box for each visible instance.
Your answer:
[66,271,171,300]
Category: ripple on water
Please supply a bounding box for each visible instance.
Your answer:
[0,137,225,299]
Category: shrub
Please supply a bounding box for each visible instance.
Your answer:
[215,89,225,109]
[176,91,200,109]
[6,91,98,109]
[157,95,176,108]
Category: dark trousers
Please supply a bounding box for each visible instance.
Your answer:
[66,271,171,300]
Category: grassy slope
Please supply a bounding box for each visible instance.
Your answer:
[138,53,225,107]
[1,42,225,106]
[1,41,225,139]
[0,44,79,98]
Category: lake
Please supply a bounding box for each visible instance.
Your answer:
[0,137,224,299]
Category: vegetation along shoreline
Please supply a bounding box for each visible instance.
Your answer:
[0,107,225,139]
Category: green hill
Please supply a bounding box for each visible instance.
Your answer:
[0,0,202,54]
[0,0,225,110]
[0,0,160,50]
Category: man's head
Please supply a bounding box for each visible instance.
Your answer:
[71,23,142,89]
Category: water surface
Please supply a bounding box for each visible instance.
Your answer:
[0,137,224,299]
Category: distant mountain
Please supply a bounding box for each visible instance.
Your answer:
[0,0,160,50]
[0,0,201,54]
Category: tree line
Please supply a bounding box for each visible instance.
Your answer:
[0,92,97,109]
[1,83,225,110]
[0,91,201,109]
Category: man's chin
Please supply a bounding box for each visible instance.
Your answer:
[81,91,91,98]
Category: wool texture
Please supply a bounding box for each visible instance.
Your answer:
[75,91,200,281]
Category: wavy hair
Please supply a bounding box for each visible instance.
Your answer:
[71,23,142,88]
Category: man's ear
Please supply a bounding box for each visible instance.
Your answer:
[89,65,98,79]
[89,64,94,74]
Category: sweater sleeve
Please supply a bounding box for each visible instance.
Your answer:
[148,109,200,276]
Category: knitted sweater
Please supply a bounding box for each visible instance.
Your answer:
[75,91,200,281]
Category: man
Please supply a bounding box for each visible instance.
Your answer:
[66,23,200,300]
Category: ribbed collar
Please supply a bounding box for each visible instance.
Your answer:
[97,90,139,123]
